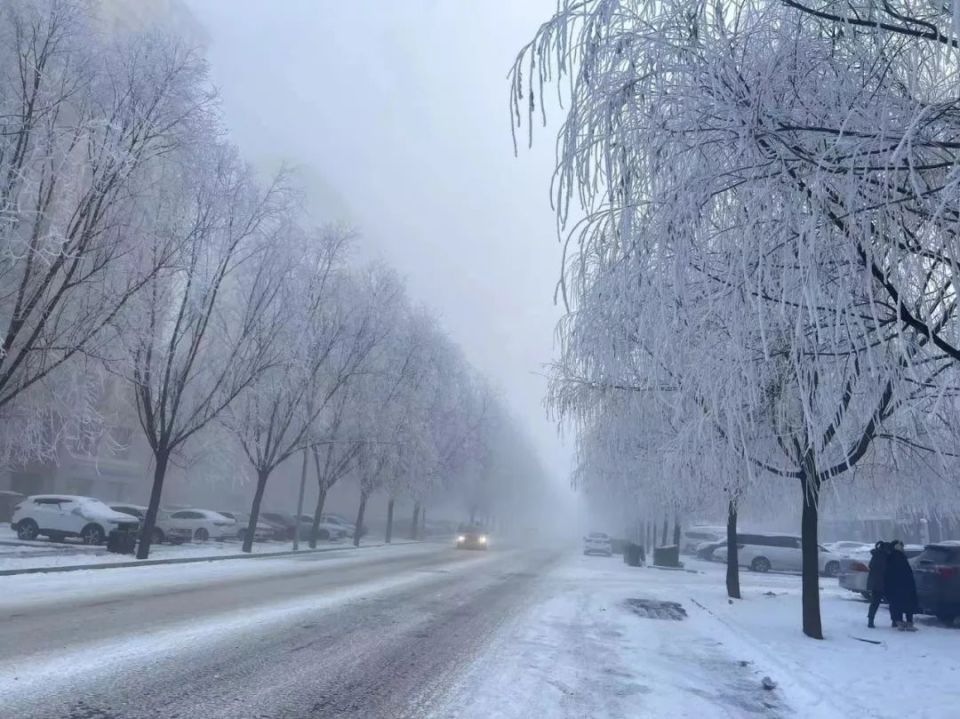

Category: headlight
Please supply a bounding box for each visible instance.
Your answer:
[479,536,487,543]
[457,535,466,542]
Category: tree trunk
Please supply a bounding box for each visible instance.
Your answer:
[800,470,824,639]
[309,486,328,549]
[136,451,170,560]
[354,490,368,548]
[410,502,421,540]
[469,505,477,524]
[293,448,309,551]
[726,499,741,600]
[421,506,427,538]
[385,498,395,543]
[243,468,271,554]
[673,515,681,547]
[661,517,668,546]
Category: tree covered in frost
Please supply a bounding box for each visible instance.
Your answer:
[516,0,960,637]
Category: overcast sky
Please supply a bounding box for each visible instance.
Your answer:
[185,1,571,485]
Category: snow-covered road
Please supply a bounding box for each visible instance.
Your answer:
[3,546,958,718]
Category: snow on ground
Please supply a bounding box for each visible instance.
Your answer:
[0,540,440,611]
[433,554,960,719]
[0,521,358,571]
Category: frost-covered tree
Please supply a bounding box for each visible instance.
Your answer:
[0,0,210,466]
[121,141,290,559]
[516,0,960,637]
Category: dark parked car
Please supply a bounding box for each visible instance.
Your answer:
[914,543,960,624]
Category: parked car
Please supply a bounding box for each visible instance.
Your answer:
[914,543,960,624]
[0,489,25,523]
[321,513,366,538]
[12,495,139,544]
[583,531,613,557]
[681,527,726,554]
[456,524,488,550]
[259,511,345,541]
[824,541,873,556]
[217,511,276,541]
[696,540,728,561]
[714,533,842,576]
[301,514,348,541]
[163,508,236,541]
[839,544,925,597]
[110,504,192,544]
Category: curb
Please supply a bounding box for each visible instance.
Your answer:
[0,539,424,577]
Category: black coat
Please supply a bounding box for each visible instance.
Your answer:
[867,544,889,594]
[885,550,919,613]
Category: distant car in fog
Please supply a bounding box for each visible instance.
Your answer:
[320,513,365,538]
[583,532,613,557]
[456,524,488,550]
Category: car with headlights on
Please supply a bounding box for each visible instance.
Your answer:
[456,524,488,550]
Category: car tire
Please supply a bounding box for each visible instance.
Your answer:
[750,556,771,573]
[936,613,956,625]
[16,519,39,541]
[81,524,105,545]
[194,528,209,542]
[318,529,330,541]
[824,561,840,578]
[152,528,165,544]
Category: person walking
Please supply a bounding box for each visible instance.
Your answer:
[866,541,893,628]
[886,540,919,631]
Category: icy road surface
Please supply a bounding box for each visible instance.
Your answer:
[4,544,958,718]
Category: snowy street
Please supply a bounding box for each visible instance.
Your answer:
[4,543,957,719]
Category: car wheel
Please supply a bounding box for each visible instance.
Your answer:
[936,613,956,625]
[318,529,330,541]
[152,528,165,544]
[750,556,771,573]
[824,561,840,578]
[81,524,105,545]
[194,527,209,542]
[16,519,39,540]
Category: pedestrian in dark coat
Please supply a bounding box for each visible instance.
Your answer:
[886,540,919,631]
[866,541,894,628]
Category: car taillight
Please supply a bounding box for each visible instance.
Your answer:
[937,566,959,578]
[850,561,869,572]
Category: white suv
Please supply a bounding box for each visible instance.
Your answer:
[715,533,842,577]
[12,495,140,545]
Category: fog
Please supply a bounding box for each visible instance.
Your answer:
[185,1,571,494]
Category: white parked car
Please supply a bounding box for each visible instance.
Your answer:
[218,511,276,541]
[823,541,873,556]
[714,533,842,577]
[583,531,613,557]
[300,514,349,541]
[164,508,236,542]
[110,504,193,545]
[12,495,139,545]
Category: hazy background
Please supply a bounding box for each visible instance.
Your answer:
[185,0,571,493]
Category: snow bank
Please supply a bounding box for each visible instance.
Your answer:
[433,555,959,719]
